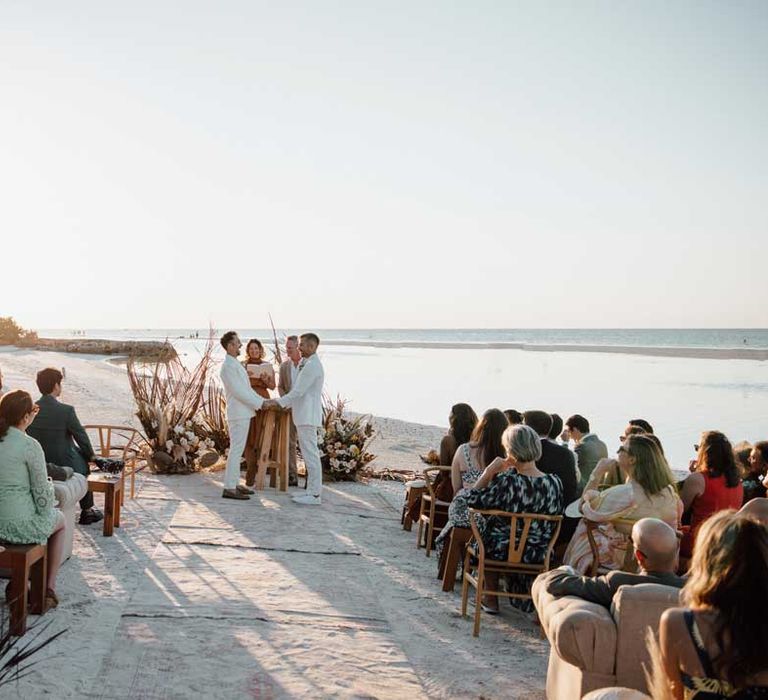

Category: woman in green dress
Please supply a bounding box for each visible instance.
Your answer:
[0,390,66,607]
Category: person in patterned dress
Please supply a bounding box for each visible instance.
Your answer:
[456,423,563,613]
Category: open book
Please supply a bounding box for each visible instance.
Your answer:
[246,363,274,382]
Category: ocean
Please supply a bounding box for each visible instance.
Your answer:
[39,328,768,471]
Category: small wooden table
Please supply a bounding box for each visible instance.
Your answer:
[87,475,123,536]
[0,543,47,636]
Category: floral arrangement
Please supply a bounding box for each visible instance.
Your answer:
[419,449,440,465]
[127,336,219,474]
[319,395,376,480]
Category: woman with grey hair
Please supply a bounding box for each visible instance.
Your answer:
[453,424,563,613]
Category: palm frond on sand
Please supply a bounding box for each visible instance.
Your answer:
[0,607,67,688]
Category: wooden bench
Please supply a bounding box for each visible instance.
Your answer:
[87,475,123,536]
[0,543,47,636]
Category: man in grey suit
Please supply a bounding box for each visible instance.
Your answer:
[27,367,102,524]
[277,335,301,487]
[563,414,608,490]
[539,518,684,609]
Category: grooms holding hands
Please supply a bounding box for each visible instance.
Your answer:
[219,331,265,500]
[265,333,324,505]
[278,335,302,487]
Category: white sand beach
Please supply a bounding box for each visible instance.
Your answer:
[0,348,549,699]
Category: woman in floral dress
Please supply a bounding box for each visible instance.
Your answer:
[457,424,563,613]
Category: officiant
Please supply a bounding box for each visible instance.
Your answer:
[242,339,276,488]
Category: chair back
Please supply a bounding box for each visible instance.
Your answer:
[84,425,144,460]
[422,466,451,501]
[468,509,563,568]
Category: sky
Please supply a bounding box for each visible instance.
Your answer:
[1,1,767,329]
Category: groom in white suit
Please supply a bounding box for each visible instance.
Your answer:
[219,331,265,500]
[265,332,325,505]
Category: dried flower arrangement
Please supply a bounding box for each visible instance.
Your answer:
[319,395,376,481]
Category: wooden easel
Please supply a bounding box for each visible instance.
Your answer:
[254,406,292,491]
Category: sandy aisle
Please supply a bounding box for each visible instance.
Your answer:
[0,349,550,698]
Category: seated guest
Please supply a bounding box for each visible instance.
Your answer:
[455,424,563,613]
[540,518,684,609]
[564,434,682,574]
[548,413,564,442]
[563,414,608,489]
[439,403,478,467]
[649,510,768,698]
[0,365,5,397]
[449,408,507,494]
[740,497,768,526]
[524,410,579,543]
[679,431,743,558]
[625,418,654,436]
[503,409,523,425]
[582,430,666,493]
[742,441,768,504]
[26,367,102,525]
[0,390,67,608]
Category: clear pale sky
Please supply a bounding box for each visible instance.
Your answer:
[1,1,766,329]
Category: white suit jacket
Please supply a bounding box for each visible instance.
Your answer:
[276,353,324,427]
[219,354,265,422]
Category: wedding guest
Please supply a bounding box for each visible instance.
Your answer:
[624,418,654,437]
[649,510,768,699]
[563,434,682,574]
[504,409,523,425]
[434,409,507,555]
[541,518,683,609]
[449,408,507,494]
[679,431,743,558]
[457,424,563,613]
[0,390,67,608]
[0,365,5,397]
[27,367,101,525]
[218,331,265,500]
[523,410,578,543]
[742,441,768,503]
[268,333,325,505]
[548,413,564,442]
[242,338,276,488]
[439,403,478,467]
[563,414,608,489]
[278,335,302,486]
[740,497,768,526]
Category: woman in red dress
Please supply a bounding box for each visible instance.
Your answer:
[679,430,743,559]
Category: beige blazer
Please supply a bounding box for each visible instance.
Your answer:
[278,360,297,397]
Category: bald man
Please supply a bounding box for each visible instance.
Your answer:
[539,518,684,609]
[740,497,768,526]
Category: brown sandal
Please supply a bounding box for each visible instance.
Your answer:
[45,588,59,608]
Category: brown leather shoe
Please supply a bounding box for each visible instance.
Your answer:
[222,488,250,500]
[236,484,255,495]
[45,588,59,609]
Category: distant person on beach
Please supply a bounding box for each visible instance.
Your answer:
[218,331,266,501]
[277,335,302,487]
[241,338,276,489]
[0,390,69,609]
[265,333,325,505]
[562,414,608,489]
[439,403,478,467]
[27,367,102,525]
[679,431,743,558]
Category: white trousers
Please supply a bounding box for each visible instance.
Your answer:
[224,418,250,490]
[297,425,322,497]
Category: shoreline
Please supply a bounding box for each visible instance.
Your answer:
[321,339,768,361]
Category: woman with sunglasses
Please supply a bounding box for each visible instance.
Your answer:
[563,434,682,574]
[679,431,743,560]
[0,390,67,608]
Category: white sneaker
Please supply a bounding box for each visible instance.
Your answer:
[292,493,322,506]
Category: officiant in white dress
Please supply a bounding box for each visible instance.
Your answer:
[265,333,325,505]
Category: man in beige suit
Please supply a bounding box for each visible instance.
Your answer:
[278,335,301,486]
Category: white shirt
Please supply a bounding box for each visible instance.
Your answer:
[290,361,300,387]
[219,354,265,422]
[276,353,324,427]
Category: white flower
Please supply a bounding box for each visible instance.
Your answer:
[174,425,184,435]
[185,431,195,441]
[165,440,174,451]
[180,437,189,448]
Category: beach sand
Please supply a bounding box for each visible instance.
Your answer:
[0,348,549,699]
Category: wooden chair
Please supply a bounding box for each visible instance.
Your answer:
[84,425,146,503]
[461,509,562,637]
[0,543,47,636]
[585,517,637,576]
[416,467,452,557]
[438,526,472,591]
